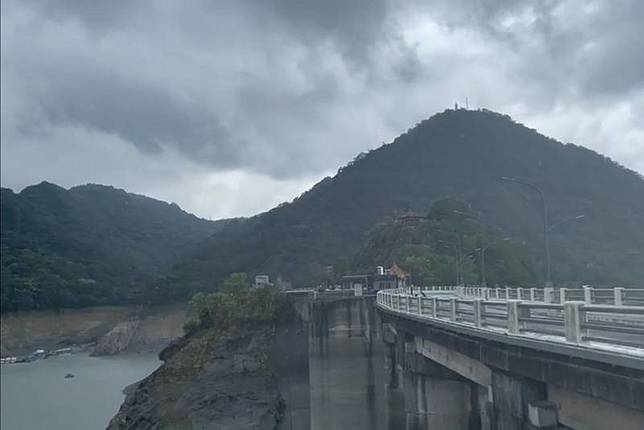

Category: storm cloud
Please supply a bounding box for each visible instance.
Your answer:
[2,0,643,218]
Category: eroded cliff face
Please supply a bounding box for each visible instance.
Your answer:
[92,320,140,356]
[0,304,187,357]
[107,325,283,430]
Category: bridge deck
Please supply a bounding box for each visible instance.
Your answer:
[377,286,644,370]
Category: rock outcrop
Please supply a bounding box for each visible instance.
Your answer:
[107,325,283,430]
[1,304,188,357]
[92,320,140,356]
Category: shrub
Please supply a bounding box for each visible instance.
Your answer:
[184,273,290,333]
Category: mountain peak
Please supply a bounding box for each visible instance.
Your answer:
[170,110,644,290]
[20,181,68,197]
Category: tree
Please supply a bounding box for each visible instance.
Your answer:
[222,272,251,294]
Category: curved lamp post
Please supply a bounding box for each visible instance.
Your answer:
[501,177,584,287]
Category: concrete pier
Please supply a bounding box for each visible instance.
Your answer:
[378,305,644,430]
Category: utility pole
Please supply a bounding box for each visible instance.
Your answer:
[479,238,509,288]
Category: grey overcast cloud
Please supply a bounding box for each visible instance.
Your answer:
[1,0,643,219]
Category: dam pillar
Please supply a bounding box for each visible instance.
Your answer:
[402,349,473,430]
[383,324,475,429]
[490,371,547,430]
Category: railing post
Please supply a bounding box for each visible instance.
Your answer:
[564,302,585,343]
[517,288,523,300]
[406,295,410,313]
[559,288,567,304]
[418,296,423,315]
[473,299,483,327]
[530,288,535,302]
[544,287,553,304]
[614,287,624,306]
[431,298,438,318]
[450,299,457,321]
[583,287,592,305]
[482,287,489,300]
[507,300,521,334]
[505,287,511,299]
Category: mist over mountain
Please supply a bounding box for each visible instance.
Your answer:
[1,182,228,312]
[166,109,644,296]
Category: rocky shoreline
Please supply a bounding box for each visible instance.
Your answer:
[107,325,284,430]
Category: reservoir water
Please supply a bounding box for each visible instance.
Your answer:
[1,353,160,430]
[3,297,465,429]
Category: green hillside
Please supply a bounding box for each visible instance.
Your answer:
[166,109,644,295]
[1,183,228,312]
[352,198,538,287]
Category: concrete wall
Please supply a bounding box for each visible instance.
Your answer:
[273,316,311,430]
[380,310,644,430]
[549,386,644,430]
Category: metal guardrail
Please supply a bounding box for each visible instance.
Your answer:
[377,286,644,355]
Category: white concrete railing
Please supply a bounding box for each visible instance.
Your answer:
[409,285,644,307]
[377,287,644,355]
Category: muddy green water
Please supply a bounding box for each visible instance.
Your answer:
[1,353,160,430]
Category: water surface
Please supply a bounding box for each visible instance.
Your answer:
[1,353,160,430]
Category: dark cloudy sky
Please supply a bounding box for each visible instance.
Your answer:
[2,0,643,219]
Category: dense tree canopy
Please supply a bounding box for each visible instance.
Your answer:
[351,199,537,287]
[0,183,227,312]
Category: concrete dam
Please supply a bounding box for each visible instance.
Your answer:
[277,287,644,430]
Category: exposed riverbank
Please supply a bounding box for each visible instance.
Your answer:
[108,325,283,430]
[1,304,188,358]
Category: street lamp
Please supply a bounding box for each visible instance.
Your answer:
[547,214,585,232]
[501,177,585,287]
[501,177,552,286]
[437,239,461,286]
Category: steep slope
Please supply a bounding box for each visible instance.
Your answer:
[168,109,644,291]
[1,182,228,311]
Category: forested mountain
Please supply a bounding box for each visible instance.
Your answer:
[4,109,642,310]
[1,182,227,312]
[166,109,644,296]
